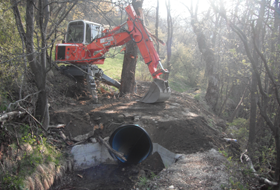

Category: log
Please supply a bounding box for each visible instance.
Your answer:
[98,136,127,162]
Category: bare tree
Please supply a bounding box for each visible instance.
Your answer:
[155,0,159,53]
[165,0,173,72]
[212,1,280,187]
[11,0,78,129]
[186,1,220,112]
[247,0,266,156]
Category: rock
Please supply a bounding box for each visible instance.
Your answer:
[134,116,140,121]
[85,113,90,121]
[138,170,145,178]
[216,119,227,129]
[117,114,125,118]
[183,108,190,113]
[93,116,101,121]
[170,103,180,106]
[71,143,116,170]
[169,185,174,189]
[90,138,97,143]
[73,131,94,142]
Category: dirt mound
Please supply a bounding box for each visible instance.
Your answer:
[48,70,226,189]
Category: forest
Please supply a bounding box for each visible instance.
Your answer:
[0,0,280,189]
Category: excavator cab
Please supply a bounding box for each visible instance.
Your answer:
[66,20,103,44]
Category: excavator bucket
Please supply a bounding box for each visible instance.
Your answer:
[140,78,171,103]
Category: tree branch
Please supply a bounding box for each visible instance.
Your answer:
[46,0,78,41]
[241,150,278,186]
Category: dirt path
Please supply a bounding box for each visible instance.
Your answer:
[146,149,230,190]
[48,73,230,190]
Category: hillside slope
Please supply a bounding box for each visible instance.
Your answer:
[47,69,242,190]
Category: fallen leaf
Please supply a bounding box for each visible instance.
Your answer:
[94,124,99,130]
[66,141,74,146]
[100,87,107,94]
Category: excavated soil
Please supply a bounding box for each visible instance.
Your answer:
[47,70,231,190]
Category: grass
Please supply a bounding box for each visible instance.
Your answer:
[0,125,64,189]
[99,48,124,81]
[97,48,195,92]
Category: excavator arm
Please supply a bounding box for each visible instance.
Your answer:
[55,5,170,103]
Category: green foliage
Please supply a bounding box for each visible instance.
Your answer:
[194,94,200,101]
[227,118,249,147]
[253,141,276,176]
[150,172,157,180]
[168,78,192,92]
[138,176,149,187]
[0,91,9,111]
[136,60,152,82]
[0,2,24,96]
[167,42,199,89]
[218,149,228,157]
[137,171,159,189]
[1,174,24,190]
[218,149,250,190]
[228,118,247,128]
[228,177,248,190]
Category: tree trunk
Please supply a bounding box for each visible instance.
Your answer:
[247,0,265,155]
[274,127,280,190]
[120,40,138,96]
[189,5,219,112]
[13,0,76,129]
[229,86,248,122]
[120,0,143,96]
[155,0,159,53]
[248,73,257,153]
[166,0,173,72]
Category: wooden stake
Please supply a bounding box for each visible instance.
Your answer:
[98,136,127,162]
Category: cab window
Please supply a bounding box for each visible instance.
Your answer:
[66,21,84,43]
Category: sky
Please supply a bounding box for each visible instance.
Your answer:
[142,0,211,18]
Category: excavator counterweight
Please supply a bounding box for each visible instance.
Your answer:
[55,5,170,103]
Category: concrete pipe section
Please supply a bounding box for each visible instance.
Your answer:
[109,124,153,164]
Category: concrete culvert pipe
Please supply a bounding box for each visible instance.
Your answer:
[109,124,153,164]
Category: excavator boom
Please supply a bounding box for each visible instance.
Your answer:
[55,5,170,103]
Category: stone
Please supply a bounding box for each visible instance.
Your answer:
[71,143,116,170]
[134,116,140,121]
[73,131,94,142]
[90,138,97,143]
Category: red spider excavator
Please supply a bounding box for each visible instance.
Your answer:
[55,5,170,103]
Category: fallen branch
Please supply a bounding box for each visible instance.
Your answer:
[47,124,66,130]
[7,91,41,111]
[18,105,48,134]
[98,136,127,162]
[241,150,278,186]
[0,110,26,124]
[59,131,67,141]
